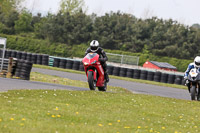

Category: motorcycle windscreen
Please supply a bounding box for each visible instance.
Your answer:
[86,53,98,59]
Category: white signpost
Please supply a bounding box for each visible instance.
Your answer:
[0,37,7,71]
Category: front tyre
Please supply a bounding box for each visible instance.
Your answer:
[191,86,196,100]
[88,71,96,90]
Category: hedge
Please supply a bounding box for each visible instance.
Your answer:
[0,34,192,72]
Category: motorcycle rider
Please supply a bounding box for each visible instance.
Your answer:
[184,56,200,91]
[85,40,109,82]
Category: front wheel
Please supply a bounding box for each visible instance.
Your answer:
[88,71,96,90]
[190,86,196,100]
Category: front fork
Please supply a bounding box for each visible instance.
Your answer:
[189,82,200,98]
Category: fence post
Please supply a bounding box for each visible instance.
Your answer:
[6,57,13,78]
[121,55,124,65]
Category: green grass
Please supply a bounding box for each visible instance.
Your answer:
[30,72,129,93]
[33,64,187,90]
[0,65,194,132]
[0,89,199,133]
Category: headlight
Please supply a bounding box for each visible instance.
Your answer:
[91,60,96,64]
[84,62,89,65]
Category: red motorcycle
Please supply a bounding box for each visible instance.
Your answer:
[82,53,107,91]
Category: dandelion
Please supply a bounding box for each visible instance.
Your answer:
[179,116,183,118]
[162,127,166,130]
[108,123,112,126]
[0,119,2,122]
[52,115,56,118]
[124,126,130,129]
[138,126,141,129]
[55,107,59,110]
[194,126,198,128]
[76,112,79,115]
[22,118,26,121]
[10,118,14,121]
[57,115,61,117]
[98,124,103,127]
[117,120,120,123]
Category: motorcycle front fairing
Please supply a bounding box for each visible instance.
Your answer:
[188,68,200,83]
[82,53,104,87]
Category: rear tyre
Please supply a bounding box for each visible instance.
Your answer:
[191,86,196,100]
[98,82,107,91]
[197,87,200,101]
[88,71,96,90]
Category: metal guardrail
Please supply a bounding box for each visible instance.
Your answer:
[106,53,139,66]
[0,58,9,70]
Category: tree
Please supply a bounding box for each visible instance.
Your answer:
[59,0,87,15]
[14,10,33,33]
[0,0,24,14]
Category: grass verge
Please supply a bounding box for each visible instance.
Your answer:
[0,65,197,132]
[30,72,129,94]
[0,89,199,133]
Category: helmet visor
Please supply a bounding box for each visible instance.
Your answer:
[91,46,98,51]
[195,61,200,66]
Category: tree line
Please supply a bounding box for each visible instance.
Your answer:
[0,0,200,60]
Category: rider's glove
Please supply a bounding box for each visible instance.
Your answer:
[184,76,187,80]
[98,58,105,62]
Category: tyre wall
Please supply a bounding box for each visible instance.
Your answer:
[0,49,184,85]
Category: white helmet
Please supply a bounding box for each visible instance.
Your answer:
[90,40,99,52]
[194,56,200,68]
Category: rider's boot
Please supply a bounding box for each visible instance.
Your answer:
[105,72,109,83]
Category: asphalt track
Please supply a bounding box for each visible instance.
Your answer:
[32,68,190,100]
[0,67,190,100]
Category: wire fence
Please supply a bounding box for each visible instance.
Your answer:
[106,53,139,66]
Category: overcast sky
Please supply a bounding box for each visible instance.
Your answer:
[23,0,200,26]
